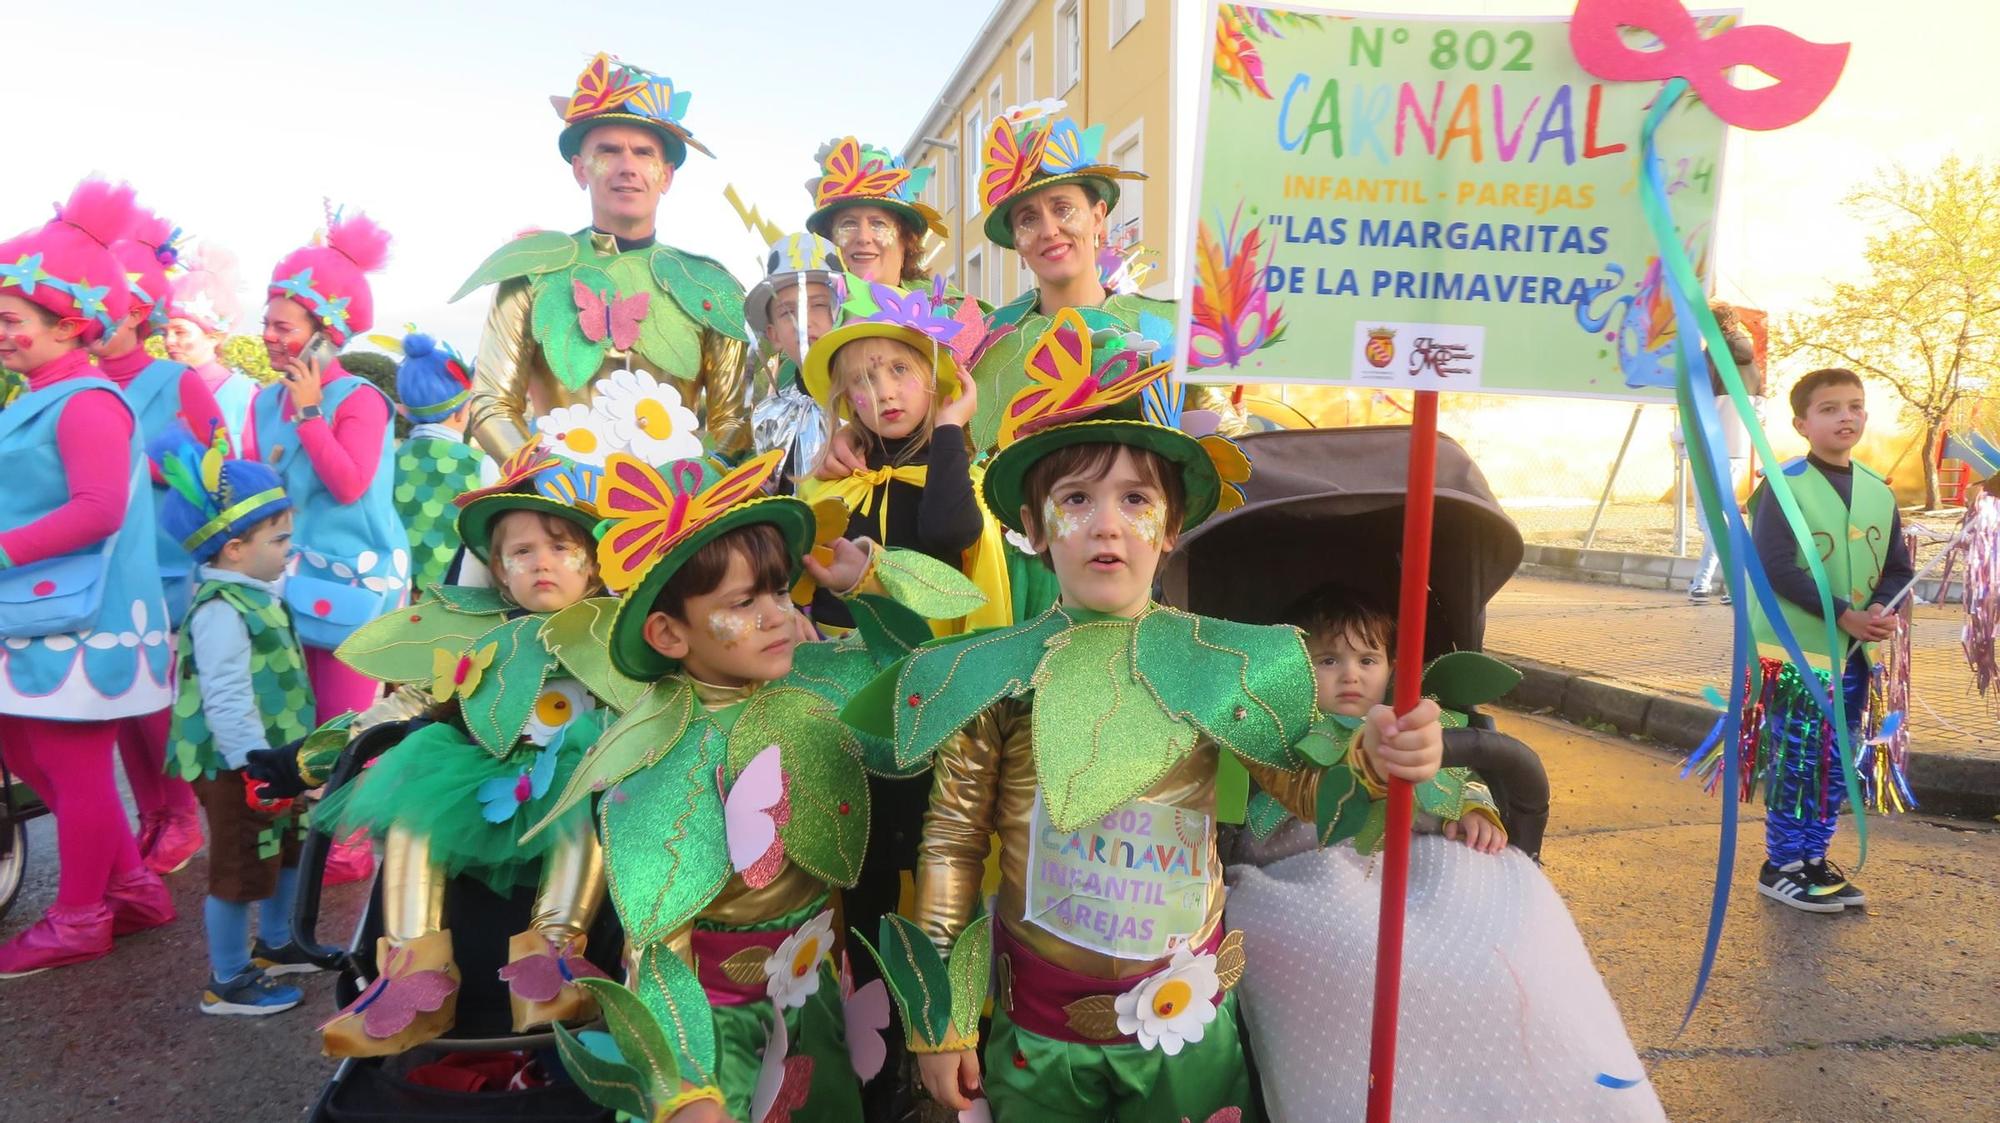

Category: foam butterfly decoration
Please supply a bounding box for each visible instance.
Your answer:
[625,77,690,125]
[322,944,457,1040]
[723,745,791,889]
[454,441,562,509]
[431,642,499,704]
[595,449,786,594]
[839,955,890,1082]
[980,116,1052,211]
[997,306,1169,447]
[1188,207,1285,370]
[814,137,911,207]
[476,745,560,824]
[749,992,816,1123]
[1039,119,1106,175]
[573,280,649,352]
[563,53,647,122]
[532,459,605,515]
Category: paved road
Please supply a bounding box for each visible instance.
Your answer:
[1,711,1994,1121]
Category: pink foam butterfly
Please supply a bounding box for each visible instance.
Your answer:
[723,744,791,888]
[840,953,891,1082]
[321,944,456,1040]
[751,1003,816,1123]
[496,934,610,1003]
[574,279,650,351]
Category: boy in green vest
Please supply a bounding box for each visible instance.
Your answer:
[1746,368,1913,912]
[390,330,493,592]
[152,425,323,1014]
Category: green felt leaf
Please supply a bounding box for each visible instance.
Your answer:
[858,914,952,1048]
[531,265,611,392]
[333,596,505,685]
[1422,651,1523,712]
[651,245,748,342]
[1245,789,1290,840]
[459,616,558,757]
[526,680,695,842]
[872,548,987,620]
[427,584,511,615]
[946,915,992,1038]
[1315,763,1372,848]
[603,253,701,382]
[541,598,649,714]
[728,686,870,888]
[968,320,1037,453]
[784,637,886,712]
[846,595,932,663]
[598,721,731,946]
[620,949,718,1087]
[839,661,914,775]
[450,230,580,302]
[893,610,1064,773]
[1134,609,1316,770]
[551,1023,652,1120]
[1417,766,1472,822]
[1294,713,1360,768]
[1031,621,1198,832]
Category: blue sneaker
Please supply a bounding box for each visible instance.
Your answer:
[200,967,303,1016]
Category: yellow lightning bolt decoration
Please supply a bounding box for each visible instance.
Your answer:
[723,184,784,246]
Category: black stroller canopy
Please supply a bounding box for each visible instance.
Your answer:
[1160,426,1524,660]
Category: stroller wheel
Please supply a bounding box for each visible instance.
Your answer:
[0,815,26,923]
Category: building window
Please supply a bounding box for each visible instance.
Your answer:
[1055,1,1081,95]
[988,77,1004,126]
[1018,253,1033,298]
[1110,121,1144,234]
[963,111,982,216]
[966,248,985,306]
[1110,0,1144,46]
[1017,37,1034,106]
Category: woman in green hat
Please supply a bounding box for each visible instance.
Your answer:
[804,136,946,289]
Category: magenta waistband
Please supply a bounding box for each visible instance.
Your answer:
[994,921,1225,1045]
[690,923,797,1007]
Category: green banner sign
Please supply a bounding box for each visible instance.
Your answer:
[1180,4,1733,399]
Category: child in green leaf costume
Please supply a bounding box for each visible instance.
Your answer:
[524,446,988,1122]
[842,314,1446,1123]
[311,442,643,1057]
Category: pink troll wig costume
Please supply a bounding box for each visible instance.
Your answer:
[0,179,138,343]
[266,210,392,345]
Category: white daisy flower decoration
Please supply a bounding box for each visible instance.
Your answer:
[521,678,597,747]
[590,369,702,464]
[534,403,611,467]
[762,908,836,1011]
[1112,944,1220,1055]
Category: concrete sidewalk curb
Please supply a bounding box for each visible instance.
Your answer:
[1496,653,2000,821]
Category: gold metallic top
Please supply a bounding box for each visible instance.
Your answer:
[466,232,750,460]
[913,697,1372,980]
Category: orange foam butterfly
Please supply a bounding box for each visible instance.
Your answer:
[595,450,785,593]
[979,117,1051,211]
[564,53,647,122]
[814,138,911,206]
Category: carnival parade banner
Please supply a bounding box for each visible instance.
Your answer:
[1181,4,1735,399]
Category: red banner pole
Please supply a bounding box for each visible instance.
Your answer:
[1364,388,1440,1123]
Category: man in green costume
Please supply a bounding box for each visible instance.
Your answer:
[457,52,752,463]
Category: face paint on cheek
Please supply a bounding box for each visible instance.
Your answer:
[11,335,32,350]
[707,608,753,648]
[501,555,534,578]
[1121,502,1164,548]
[1041,497,1091,542]
[556,547,589,574]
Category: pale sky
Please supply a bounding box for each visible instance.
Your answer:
[2,0,991,352]
[1173,0,2000,327]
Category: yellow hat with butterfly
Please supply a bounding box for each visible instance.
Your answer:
[595,449,847,680]
[553,52,713,168]
[981,307,1251,536]
[805,137,947,242]
[978,100,1145,250]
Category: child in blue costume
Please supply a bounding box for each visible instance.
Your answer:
[152,426,326,1016]
[390,329,494,593]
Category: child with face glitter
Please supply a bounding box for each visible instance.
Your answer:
[519,446,990,1123]
[298,444,633,1057]
[843,311,1446,1123]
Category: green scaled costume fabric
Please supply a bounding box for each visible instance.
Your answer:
[394,436,487,593]
[313,588,644,893]
[168,580,315,782]
[982,994,1260,1123]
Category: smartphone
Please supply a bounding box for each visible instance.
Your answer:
[299,331,338,370]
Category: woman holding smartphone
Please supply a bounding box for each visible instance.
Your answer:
[240,211,405,723]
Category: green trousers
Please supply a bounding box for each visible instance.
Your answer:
[710,963,863,1123]
[981,991,1260,1123]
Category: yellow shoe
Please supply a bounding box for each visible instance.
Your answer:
[499,930,609,1031]
[319,930,460,1057]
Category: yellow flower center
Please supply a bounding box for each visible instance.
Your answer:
[564,428,599,454]
[791,938,821,979]
[636,398,674,438]
[535,690,572,726]
[1152,979,1193,1019]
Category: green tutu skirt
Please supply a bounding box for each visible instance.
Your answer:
[315,715,601,895]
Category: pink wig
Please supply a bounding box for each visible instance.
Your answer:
[108,205,178,334]
[266,209,392,345]
[0,179,138,342]
[168,243,244,334]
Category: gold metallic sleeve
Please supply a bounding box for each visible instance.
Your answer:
[467,279,539,461]
[529,821,607,945]
[697,329,750,457]
[381,825,445,942]
[911,707,1012,956]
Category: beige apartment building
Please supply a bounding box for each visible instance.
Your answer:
[901,0,1172,304]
